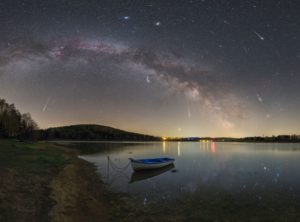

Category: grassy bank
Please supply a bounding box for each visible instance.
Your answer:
[0,140,111,222]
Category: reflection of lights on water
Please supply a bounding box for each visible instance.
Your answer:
[199,141,216,153]
[177,142,181,156]
[143,197,148,205]
[163,141,166,153]
[211,142,216,153]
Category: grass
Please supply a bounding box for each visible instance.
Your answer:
[0,139,113,222]
[0,140,72,222]
[0,140,71,174]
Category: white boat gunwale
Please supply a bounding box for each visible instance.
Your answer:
[129,157,175,171]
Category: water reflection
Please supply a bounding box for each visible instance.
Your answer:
[199,141,217,153]
[211,142,216,153]
[78,142,300,220]
[130,164,175,183]
[79,142,300,198]
[199,140,210,151]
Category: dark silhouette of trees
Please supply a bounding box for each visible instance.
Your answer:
[211,135,300,143]
[0,98,38,140]
[239,135,300,143]
[2,97,300,143]
[38,124,161,141]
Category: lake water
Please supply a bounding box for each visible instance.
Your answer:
[78,142,300,221]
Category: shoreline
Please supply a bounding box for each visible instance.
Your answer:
[2,140,300,221]
[0,140,120,222]
[49,145,110,222]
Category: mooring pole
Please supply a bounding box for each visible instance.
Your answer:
[107,156,110,180]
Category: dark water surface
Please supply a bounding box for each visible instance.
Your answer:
[78,142,300,221]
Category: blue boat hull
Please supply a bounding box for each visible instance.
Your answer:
[129,157,175,171]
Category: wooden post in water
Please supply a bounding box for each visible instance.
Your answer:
[107,156,110,181]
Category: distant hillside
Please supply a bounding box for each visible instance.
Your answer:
[38,124,161,141]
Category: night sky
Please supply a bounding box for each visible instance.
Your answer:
[0,0,300,137]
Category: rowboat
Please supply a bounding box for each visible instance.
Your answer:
[129,157,175,171]
[130,164,174,183]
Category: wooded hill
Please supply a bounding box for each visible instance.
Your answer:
[38,124,161,141]
[1,98,159,141]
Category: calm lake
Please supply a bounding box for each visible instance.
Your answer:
[78,142,300,221]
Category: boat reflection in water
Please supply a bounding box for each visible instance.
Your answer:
[130,164,175,183]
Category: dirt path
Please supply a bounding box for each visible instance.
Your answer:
[50,158,110,222]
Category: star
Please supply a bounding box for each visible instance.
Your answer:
[253,31,264,41]
[0,0,299,138]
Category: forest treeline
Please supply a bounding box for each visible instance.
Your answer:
[208,136,300,143]
[0,98,160,141]
[166,136,300,143]
[236,135,300,143]
[0,98,38,140]
[38,124,161,141]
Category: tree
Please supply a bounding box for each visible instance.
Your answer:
[0,98,38,140]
